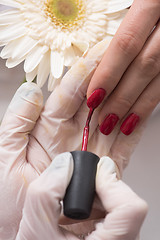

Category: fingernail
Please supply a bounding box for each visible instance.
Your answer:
[120,113,140,135]
[87,88,106,109]
[99,114,119,135]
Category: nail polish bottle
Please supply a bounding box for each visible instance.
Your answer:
[63,151,99,219]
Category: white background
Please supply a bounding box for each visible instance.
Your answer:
[0,57,160,239]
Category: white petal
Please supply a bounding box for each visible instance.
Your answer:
[87,1,107,13]
[107,9,128,35]
[48,74,59,92]
[26,67,38,82]
[106,12,123,20]
[0,37,24,59]
[0,9,20,25]
[0,0,20,8]
[88,13,106,22]
[24,45,49,73]
[37,51,50,88]
[0,35,38,59]
[0,42,14,58]
[64,46,76,66]
[87,18,106,28]
[86,24,105,37]
[0,22,26,42]
[6,56,25,68]
[106,0,133,13]
[50,51,64,79]
[12,36,38,59]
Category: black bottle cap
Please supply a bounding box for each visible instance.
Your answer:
[63,151,100,220]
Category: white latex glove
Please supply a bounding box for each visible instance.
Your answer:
[16,152,147,240]
[0,38,147,239]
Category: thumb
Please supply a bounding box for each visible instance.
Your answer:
[16,152,74,240]
[87,156,148,240]
[0,82,43,159]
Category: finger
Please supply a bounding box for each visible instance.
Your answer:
[87,0,160,97]
[120,72,160,135]
[0,82,43,160]
[87,157,148,240]
[99,21,160,135]
[16,152,76,240]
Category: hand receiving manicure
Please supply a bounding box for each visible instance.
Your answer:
[87,0,160,136]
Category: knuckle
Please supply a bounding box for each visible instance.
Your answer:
[115,95,133,111]
[131,198,148,219]
[137,54,160,77]
[116,31,141,56]
[98,68,118,87]
[122,198,148,223]
[141,91,160,110]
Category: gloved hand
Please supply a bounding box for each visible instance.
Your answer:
[0,37,147,240]
[16,152,147,240]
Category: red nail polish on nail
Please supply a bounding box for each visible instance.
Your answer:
[99,114,119,135]
[120,113,140,135]
[87,88,106,109]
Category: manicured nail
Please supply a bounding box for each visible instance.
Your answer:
[99,114,119,135]
[87,88,106,109]
[120,113,140,135]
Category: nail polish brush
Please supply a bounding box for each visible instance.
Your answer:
[63,89,106,220]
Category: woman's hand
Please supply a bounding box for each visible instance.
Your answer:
[87,0,160,136]
[0,38,146,239]
[16,153,147,240]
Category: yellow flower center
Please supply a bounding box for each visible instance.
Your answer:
[45,0,85,29]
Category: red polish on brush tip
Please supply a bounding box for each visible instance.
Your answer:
[120,113,140,135]
[87,88,106,109]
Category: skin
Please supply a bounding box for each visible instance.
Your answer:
[87,0,160,134]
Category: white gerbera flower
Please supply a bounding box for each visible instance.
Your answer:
[0,0,132,91]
